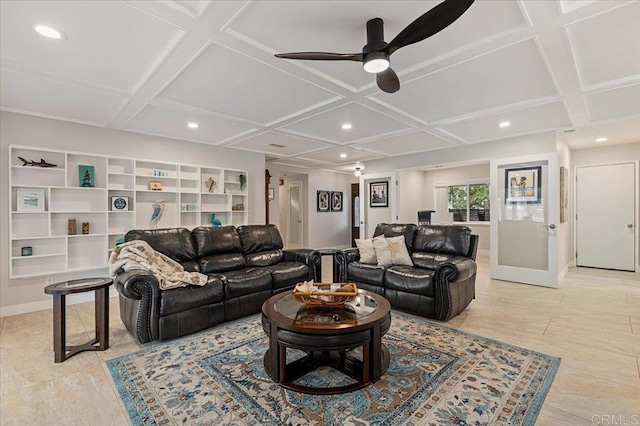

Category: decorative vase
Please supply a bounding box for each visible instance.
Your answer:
[210,213,222,227]
[68,219,77,235]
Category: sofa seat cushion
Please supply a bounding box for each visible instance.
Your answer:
[385,266,434,297]
[159,276,224,317]
[216,268,272,299]
[347,262,386,287]
[411,252,459,270]
[261,262,309,290]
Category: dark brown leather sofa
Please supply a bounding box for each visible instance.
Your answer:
[114,224,320,343]
[335,223,478,321]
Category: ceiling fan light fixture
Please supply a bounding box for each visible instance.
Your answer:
[354,167,362,177]
[363,51,390,74]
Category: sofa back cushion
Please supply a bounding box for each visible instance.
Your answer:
[237,224,284,266]
[373,223,418,253]
[412,225,471,259]
[192,226,246,273]
[124,228,199,272]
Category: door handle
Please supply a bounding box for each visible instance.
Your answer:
[628,224,634,228]
[545,224,556,229]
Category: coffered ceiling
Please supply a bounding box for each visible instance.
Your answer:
[1,0,639,173]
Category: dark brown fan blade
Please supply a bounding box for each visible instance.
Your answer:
[376,68,400,93]
[387,0,474,54]
[275,52,363,62]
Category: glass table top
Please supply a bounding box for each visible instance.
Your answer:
[274,290,379,324]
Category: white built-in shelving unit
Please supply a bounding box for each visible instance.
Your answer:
[9,145,249,279]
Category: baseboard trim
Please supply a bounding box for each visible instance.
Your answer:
[0,288,119,318]
[558,263,570,283]
[477,249,490,256]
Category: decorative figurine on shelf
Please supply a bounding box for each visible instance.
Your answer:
[150,199,165,229]
[209,213,222,227]
[82,222,90,235]
[79,165,95,187]
[239,174,246,191]
[232,203,244,211]
[205,177,216,193]
[17,157,57,167]
[68,219,77,235]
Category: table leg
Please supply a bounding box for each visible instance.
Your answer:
[269,324,280,382]
[53,294,66,363]
[371,323,381,380]
[95,287,109,350]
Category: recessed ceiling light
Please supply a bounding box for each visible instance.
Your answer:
[340,153,347,158]
[341,123,352,130]
[34,25,64,39]
[499,121,511,128]
[187,122,199,129]
[595,137,608,142]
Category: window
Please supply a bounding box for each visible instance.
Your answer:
[447,183,489,222]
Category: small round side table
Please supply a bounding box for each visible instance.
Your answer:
[44,277,113,363]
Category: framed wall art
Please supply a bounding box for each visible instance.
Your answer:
[17,188,45,211]
[317,190,330,212]
[330,191,343,212]
[369,181,388,208]
[268,187,275,201]
[505,166,541,204]
[79,165,95,187]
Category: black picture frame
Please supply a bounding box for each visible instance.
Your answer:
[317,190,330,212]
[369,181,388,208]
[330,191,343,212]
[505,166,542,204]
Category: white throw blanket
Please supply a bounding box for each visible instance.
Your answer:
[109,240,208,290]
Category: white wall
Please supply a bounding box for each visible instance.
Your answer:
[267,163,352,249]
[397,169,426,223]
[571,142,640,268]
[1,112,265,314]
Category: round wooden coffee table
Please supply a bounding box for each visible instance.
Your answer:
[261,289,391,394]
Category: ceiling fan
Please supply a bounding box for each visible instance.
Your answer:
[274,0,475,93]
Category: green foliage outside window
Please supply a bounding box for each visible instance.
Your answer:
[448,183,489,222]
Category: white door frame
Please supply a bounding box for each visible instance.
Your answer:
[359,172,397,239]
[286,180,303,249]
[490,152,559,287]
[573,161,638,271]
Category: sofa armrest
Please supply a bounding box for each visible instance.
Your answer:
[334,248,360,282]
[433,257,477,321]
[114,270,161,343]
[283,249,321,282]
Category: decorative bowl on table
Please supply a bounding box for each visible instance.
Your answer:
[292,281,358,307]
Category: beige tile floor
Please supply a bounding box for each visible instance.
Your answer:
[1,254,639,425]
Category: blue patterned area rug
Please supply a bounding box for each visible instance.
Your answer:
[106,312,560,425]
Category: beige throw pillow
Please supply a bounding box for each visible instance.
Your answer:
[355,238,378,264]
[373,235,413,267]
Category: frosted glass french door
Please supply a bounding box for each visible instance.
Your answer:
[490,153,559,288]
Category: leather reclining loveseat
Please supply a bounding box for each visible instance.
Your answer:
[114,224,320,343]
[335,223,478,321]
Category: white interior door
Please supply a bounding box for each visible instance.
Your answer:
[490,153,559,288]
[287,181,303,249]
[576,163,636,271]
[359,172,397,238]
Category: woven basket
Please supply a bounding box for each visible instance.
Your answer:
[292,282,358,307]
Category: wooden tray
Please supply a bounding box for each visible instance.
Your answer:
[292,282,358,306]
